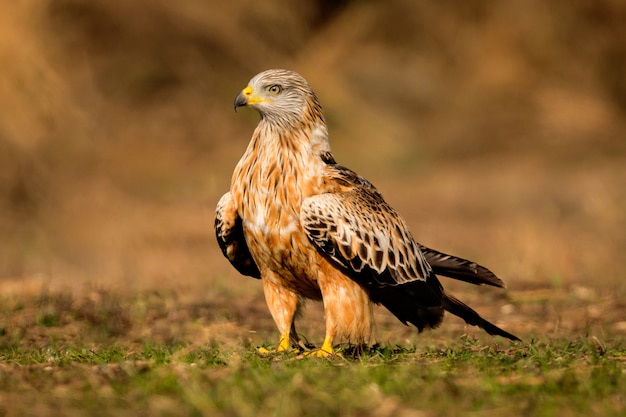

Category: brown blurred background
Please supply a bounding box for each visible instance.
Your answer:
[1,0,625,339]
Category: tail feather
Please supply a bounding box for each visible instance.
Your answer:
[419,244,505,288]
[370,283,445,332]
[442,292,520,341]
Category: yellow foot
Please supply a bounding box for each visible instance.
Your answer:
[257,346,302,355]
[303,335,339,358]
[304,347,338,358]
[257,331,301,355]
[257,346,274,355]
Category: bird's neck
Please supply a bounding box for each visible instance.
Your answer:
[230,118,332,203]
[244,116,331,167]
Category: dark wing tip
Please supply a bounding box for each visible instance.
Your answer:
[420,244,506,288]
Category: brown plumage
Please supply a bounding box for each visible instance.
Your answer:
[215,69,520,355]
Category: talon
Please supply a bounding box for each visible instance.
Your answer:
[257,331,303,355]
[257,346,301,355]
[304,348,337,358]
[302,335,339,357]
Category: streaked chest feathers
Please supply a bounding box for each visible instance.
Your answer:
[230,124,329,284]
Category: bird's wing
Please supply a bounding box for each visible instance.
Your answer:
[215,192,261,279]
[301,168,443,307]
[419,245,505,288]
[301,181,519,339]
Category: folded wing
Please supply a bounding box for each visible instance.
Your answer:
[301,178,446,329]
[301,166,519,340]
[215,192,261,279]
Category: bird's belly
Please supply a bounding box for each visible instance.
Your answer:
[243,203,322,300]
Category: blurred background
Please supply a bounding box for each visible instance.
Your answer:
[1,0,625,340]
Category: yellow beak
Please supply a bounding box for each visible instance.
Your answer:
[234,86,270,111]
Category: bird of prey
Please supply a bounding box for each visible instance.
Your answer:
[215,69,519,356]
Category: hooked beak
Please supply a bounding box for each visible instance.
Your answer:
[233,85,271,112]
[234,86,253,112]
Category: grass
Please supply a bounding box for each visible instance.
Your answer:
[0,338,624,417]
[0,289,624,417]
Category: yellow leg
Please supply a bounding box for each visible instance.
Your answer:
[313,260,372,358]
[317,335,334,357]
[258,276,301,355]
[277,332,291,351]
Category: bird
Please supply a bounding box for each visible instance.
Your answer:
[215,69,520,356]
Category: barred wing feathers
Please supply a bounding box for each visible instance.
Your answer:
[301,170,520,340]
[301,185,447,330]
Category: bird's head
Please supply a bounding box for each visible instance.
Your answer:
[234,69,323,127]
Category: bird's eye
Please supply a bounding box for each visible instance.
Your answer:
[267,84,283,95]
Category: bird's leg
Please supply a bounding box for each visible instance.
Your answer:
[259,276,301,353]
[302,325,335,358]
[308,301,338,357]
[314,262,374,357]
[313,333,335,357]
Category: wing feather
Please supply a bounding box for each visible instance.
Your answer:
[300,185,519,339]
[215,192,261,279]
[300,186,433,286]
[419,244,506,287]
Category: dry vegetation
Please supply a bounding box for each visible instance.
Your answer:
[0,0,625,415]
